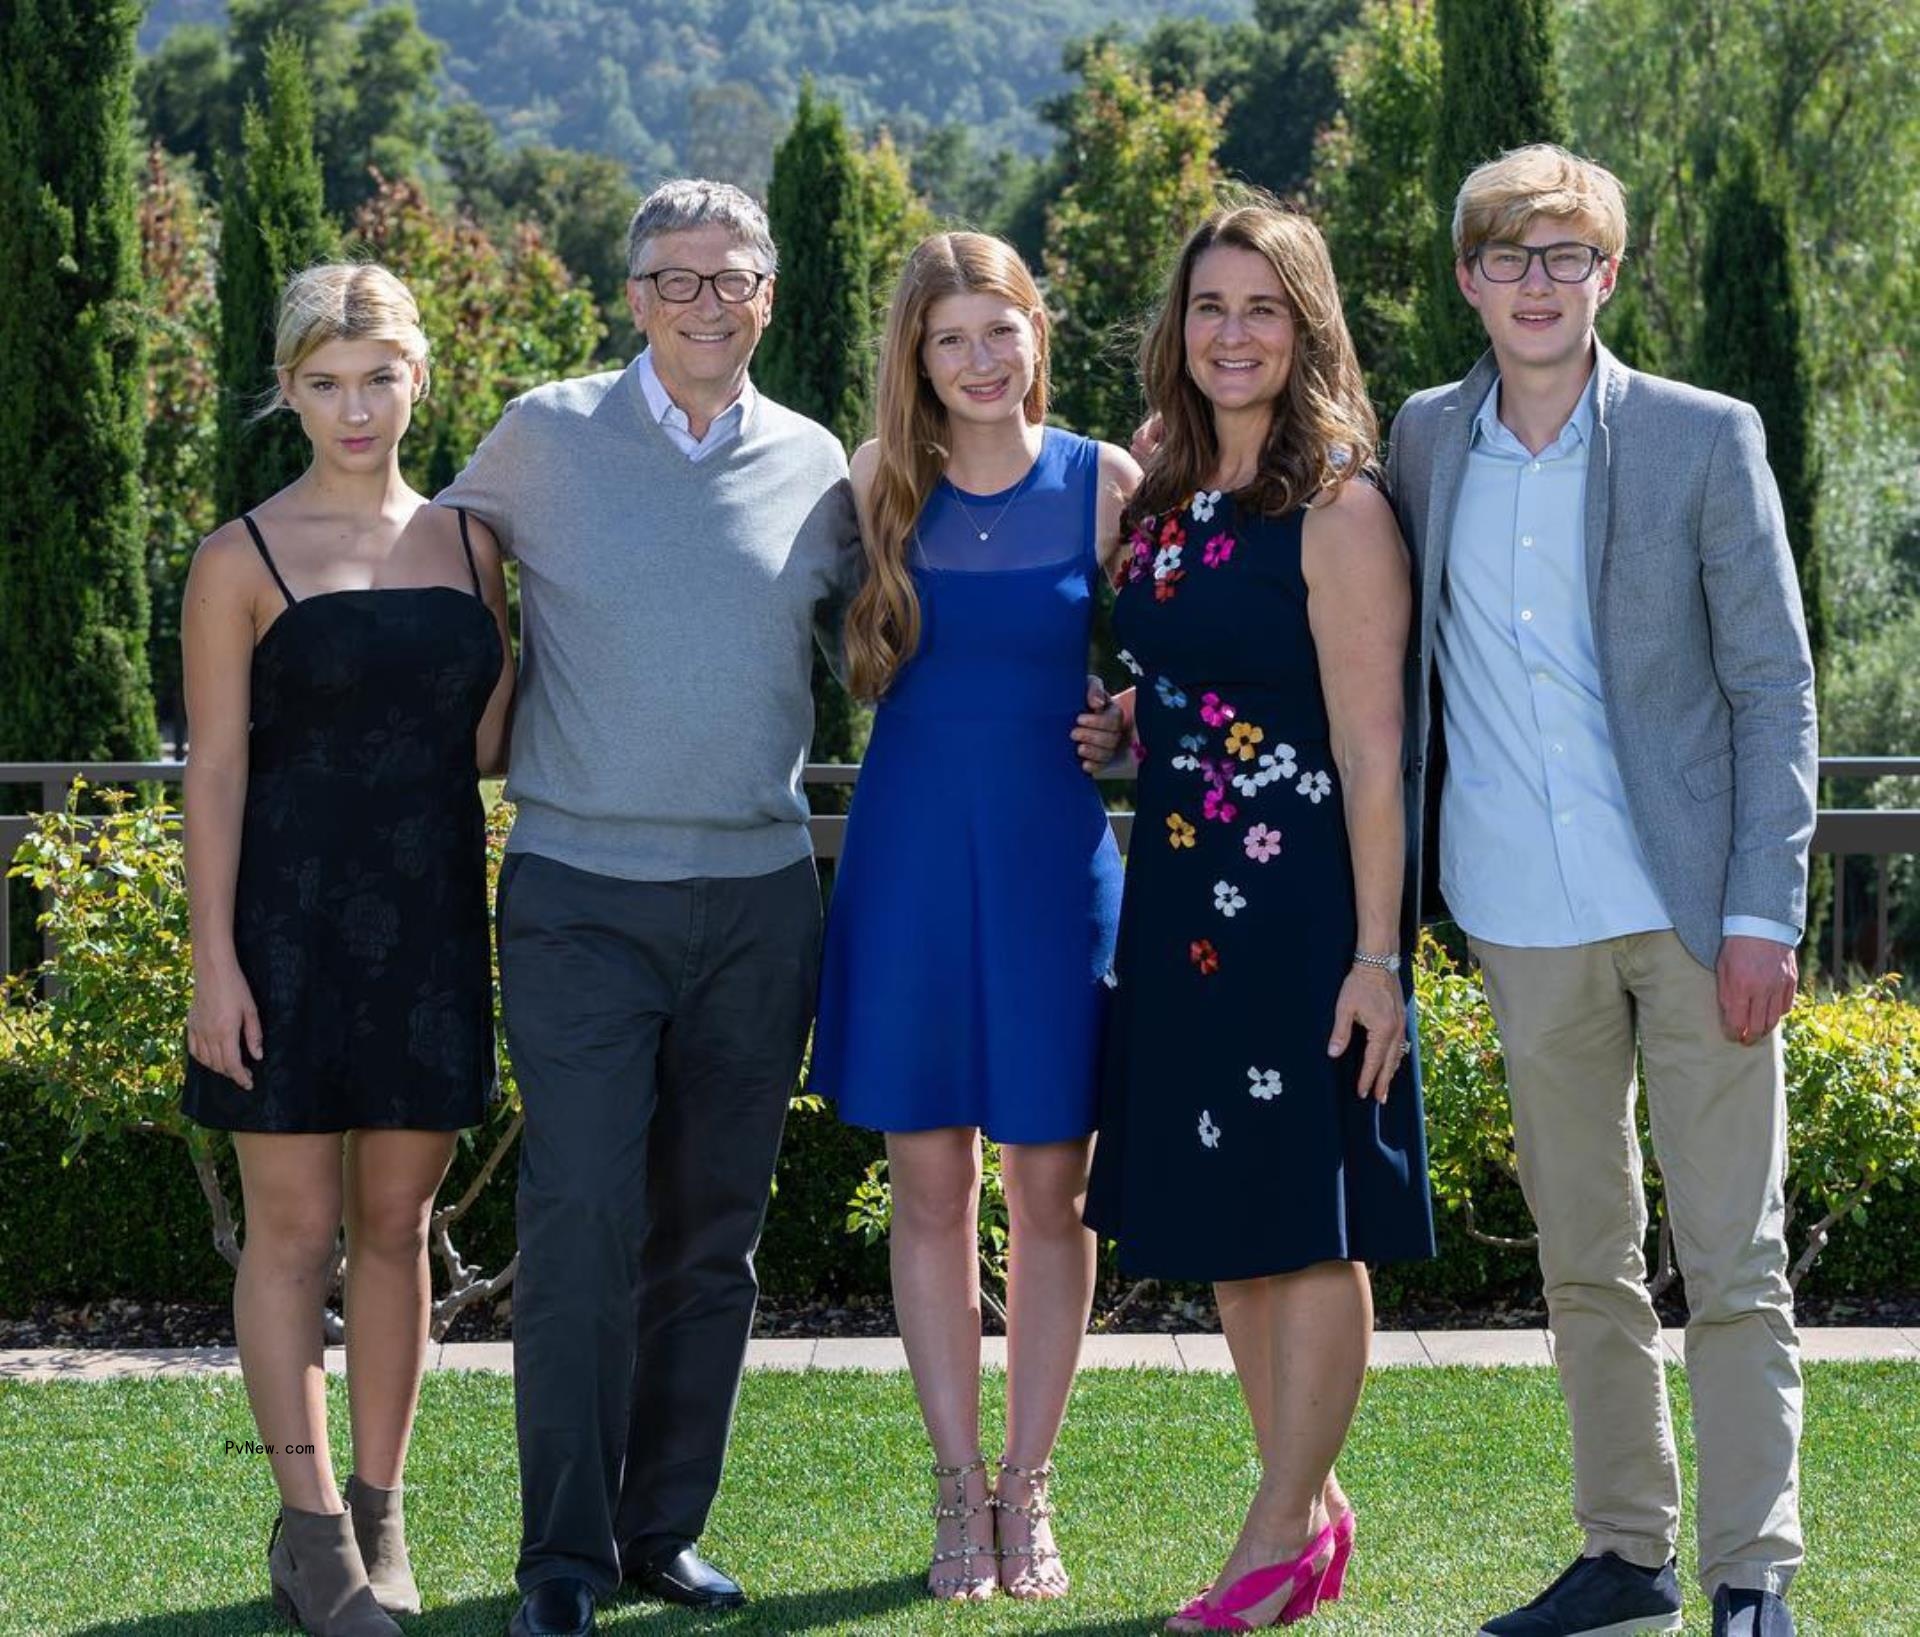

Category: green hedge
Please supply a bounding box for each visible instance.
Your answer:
[5,1060,1915,1315]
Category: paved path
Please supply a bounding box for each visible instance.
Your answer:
[4,1327,1917,1383]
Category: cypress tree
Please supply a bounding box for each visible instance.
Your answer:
[757,81,871,449]
[1696,133,1826,680]
[0,0,158,762]
[757,82,873,778]
[1421,0,1568,381]
[214,29,336,519]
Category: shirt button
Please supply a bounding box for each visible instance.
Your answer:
[1521,535,1534,548]
[1530,460,1542,472]
[1520,609,1534,621]
[1557,811,1572,825]
[1535,669,1550,682]
[1552,742,1565,754]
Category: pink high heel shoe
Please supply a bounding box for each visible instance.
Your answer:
[1196,1522,1337,1631]
[1278,1507,1355,1624]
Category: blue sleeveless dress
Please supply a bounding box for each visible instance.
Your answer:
[812,428,1123,1143]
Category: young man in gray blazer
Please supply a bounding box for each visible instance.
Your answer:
[1387,147,1815,1637]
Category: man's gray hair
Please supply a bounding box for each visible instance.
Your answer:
[626,179,779,278]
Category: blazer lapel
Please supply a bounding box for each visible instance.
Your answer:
[1584,343,1626,611]
[1421,351,1499,654]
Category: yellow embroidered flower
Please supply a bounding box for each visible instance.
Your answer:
[1225,722,1265,762]
[1166,813,1197,849]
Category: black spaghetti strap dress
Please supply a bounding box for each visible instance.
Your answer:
[182,510,504,1133]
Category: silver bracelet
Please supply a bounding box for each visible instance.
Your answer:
[1352,949,1401,974]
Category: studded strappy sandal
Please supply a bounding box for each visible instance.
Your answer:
[993,1455,1068,1599]
[928,1455,997,1600]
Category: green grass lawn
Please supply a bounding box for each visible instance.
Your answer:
[2,1364,1913,1635]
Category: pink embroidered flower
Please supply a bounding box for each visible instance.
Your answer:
[1202,533,1236,568]
[1243,824,1282,862]
[1190,938,1221,975]
[1158,516,1187,548]
[1199,692,1237,728]
[1203,786,1238,824]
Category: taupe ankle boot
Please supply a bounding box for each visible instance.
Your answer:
[345,1474,423,1615]
[267,1504,403,1636]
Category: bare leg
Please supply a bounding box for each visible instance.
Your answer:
[1168,1259,1372,1630]
[995,1137,1096,1597]
[232,1132,347,1514]
[1213,1280,1353,1533]
[341,1129,458,1488]
[887,1127,996,1598]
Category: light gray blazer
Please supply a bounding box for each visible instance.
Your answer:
[1385,343,1817,971]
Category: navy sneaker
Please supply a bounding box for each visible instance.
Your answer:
[1480,1552,1684,1636]
[1712,1586,1795,1636]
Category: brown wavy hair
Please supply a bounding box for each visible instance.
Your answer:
[843,232,1049,701]
[1126,201,1375,537]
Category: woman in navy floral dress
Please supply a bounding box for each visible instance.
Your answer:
[1084,205,1433,1631]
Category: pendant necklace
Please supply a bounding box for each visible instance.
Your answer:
[949,452,1040,543]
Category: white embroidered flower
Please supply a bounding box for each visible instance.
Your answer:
[1297,769,1332,804]
[1259,745,1299,783]
[1117,648,1144,677]
[1213,880,1247,917]
[1247,1066,1284,1100]
[1190,488,1223,523]
[1198,1109,1222,1148]
[1153,541,1184,579]
[1173,752,1203,772]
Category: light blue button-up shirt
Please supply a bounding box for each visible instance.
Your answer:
[635,347,755,461]
[1435,375,1796,950]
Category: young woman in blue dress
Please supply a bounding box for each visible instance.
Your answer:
[182,265,514,1634]
[809,232,1137,1601]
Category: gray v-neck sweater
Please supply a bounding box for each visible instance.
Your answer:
[440,358,862,880]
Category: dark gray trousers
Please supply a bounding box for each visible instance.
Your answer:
[497,850,821,1595]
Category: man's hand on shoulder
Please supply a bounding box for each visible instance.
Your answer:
[1715,933,1798,1046]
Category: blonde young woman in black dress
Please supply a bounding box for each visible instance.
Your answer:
[182,265,513,1635]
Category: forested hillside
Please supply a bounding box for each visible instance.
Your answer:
[141,0,1250,170]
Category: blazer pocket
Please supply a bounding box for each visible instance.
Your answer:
[1682,749,1735,800]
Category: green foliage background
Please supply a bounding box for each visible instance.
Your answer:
[0,0,159,765]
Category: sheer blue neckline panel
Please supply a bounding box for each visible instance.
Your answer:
[914,426,1095,574]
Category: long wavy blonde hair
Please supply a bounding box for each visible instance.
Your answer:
[1126,201,1375,536]
[843,232,1049,701]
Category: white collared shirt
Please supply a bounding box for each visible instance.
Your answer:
[635,347,756,462]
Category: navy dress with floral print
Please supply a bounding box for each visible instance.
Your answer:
[1084,490,1434,1280]
[182,511,502,1133]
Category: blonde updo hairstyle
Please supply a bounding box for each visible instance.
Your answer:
[262,262,431,418]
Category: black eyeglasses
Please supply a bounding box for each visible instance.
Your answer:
[1472,242,1609,283]
[636,267,770,303]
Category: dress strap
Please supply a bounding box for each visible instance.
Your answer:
[1079,433,1103,581]
[241,514,297,609]
[454,507,484,597]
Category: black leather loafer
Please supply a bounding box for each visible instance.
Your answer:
[508,1577,595,1637]
[628,1546,746,1609]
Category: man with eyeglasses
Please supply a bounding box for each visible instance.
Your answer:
[1387,146,1814,1637]
[439,179,859,1637]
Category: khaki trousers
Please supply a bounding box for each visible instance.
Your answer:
[1469,930,1802,1597]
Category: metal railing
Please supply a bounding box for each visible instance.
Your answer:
[5,758,1917,979]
